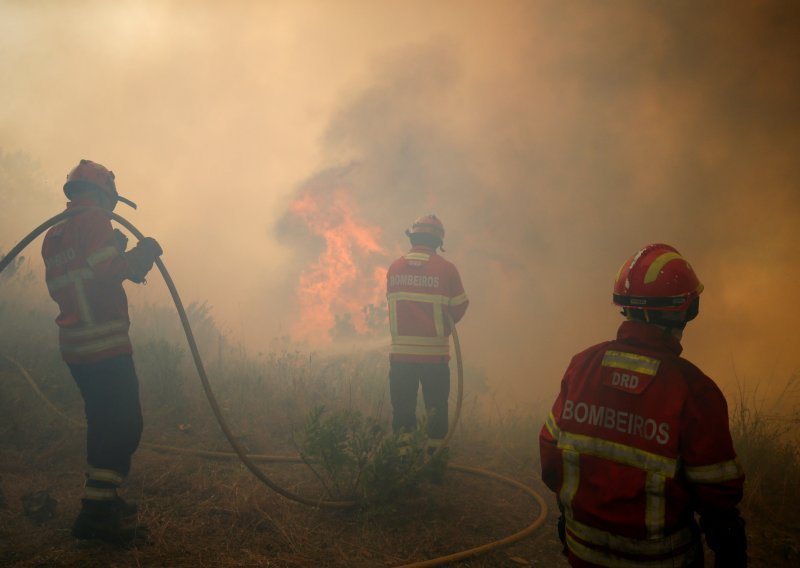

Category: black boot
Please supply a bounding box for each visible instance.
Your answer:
[71,501,147,547]
[114,495,138,518]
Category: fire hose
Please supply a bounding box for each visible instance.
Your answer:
[1,208,547,566]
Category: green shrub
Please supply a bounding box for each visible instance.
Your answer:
[298,406,448,505]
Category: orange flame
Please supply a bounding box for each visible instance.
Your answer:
[289,187,388,343]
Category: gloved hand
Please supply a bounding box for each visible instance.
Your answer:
[138,237,163,257]
[701,514,747,568]
[124,237,163,283]
[112,229,128,252]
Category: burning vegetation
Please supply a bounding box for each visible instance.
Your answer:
[279,165,390,344]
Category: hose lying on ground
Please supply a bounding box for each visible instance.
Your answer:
[1,208,547,566]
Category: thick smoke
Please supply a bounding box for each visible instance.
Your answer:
[1,1,798,406]
[275,4,800,403]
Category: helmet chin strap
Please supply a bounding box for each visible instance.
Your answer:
[117,195,138,209]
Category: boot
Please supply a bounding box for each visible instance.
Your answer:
[114,495,138,518]
[71,501,147,547]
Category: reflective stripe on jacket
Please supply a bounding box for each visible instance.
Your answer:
[41,201,133,364]
[539,320,744,567]
[386,246,468,363]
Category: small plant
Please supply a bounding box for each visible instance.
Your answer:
[362,425,431,504]
[298,406,449,504]
[298,406,381,500]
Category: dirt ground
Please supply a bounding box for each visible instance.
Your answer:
[0,434,561,567]
[0,431,797,568]
[0,360,797,568]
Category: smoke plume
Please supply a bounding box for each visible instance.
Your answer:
[1,1,798,405]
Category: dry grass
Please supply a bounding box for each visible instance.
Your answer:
[0,417,558,567]
[1,274,798,566]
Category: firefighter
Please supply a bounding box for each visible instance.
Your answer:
[539,243,746,567]
[41,159,162,545]
[386,214,468,451]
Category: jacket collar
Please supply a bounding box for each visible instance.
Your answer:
[616,319,683,356]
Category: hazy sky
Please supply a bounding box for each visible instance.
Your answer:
[2,0,799,405]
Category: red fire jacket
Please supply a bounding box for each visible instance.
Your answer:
[386,246,468,363]
[41,200,133,364]
[539,320,744,567]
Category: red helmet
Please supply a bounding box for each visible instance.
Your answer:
[613,243,703,311]
[63,159,137,209]
[408,214,445,240]
[64,160,117,199]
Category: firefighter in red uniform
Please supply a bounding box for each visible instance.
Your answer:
[41,160,162,545]
[539,243,746,567]
[386,215,468,449]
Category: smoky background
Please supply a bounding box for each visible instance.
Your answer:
[1,0,798,407]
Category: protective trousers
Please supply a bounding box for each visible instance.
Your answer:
[389,361,450,439]
[68,354,143,504]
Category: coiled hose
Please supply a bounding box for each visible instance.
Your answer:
[1,208,547,566]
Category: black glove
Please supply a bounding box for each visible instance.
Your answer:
[112,229,129,252]
[701,514,747,568]
[124,237,163,283]
[139,237,163,257]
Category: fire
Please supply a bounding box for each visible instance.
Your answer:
[288,185,389,344]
